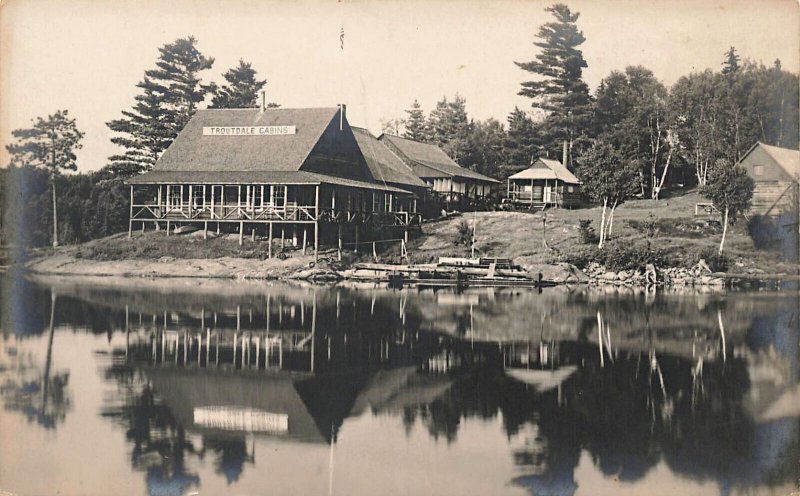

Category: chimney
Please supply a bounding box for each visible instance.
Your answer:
[338,104,347,130]
[562,140,569,167]
[260,90,267,112]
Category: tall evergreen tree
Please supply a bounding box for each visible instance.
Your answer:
[721,47,741,75]
[403,99,428,141]
[515,3,592,166]
[428,94,470,162]
[209,59,270,109]
[6,110,84,247]
[504,107,541,166]
[106,36,215,177]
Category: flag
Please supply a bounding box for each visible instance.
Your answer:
[340,25,345,51]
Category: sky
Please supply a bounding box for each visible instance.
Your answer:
[0,0,798,172]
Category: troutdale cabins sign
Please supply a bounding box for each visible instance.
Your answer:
[202,126,296,136]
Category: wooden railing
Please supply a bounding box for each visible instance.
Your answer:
[132,203,422,226]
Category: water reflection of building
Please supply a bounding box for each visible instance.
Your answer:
[6,276,798,495]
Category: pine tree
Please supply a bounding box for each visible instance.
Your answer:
[6,110,84,247]
[403,99,428,141]
[106,36,215,177]
[515,3,592,165]
[210,59,270,109]
[504,107,540,166]
[428,94,470,162]
[721,47,741,75]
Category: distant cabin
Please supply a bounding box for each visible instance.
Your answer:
[377,134,500,210]
[127,104,421,258]
[738,142,799,216]
[505,158,581,209]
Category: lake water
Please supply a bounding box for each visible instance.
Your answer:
[0,275,798,496]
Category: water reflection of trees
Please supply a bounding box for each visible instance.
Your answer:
[7,276,798,494]
[0,292,71,429]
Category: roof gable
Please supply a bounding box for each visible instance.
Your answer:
[758,142,800,179]
[351,128,428,189]
[508,158,580,184]
[152,107,340,173]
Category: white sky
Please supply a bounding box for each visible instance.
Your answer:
[1,0,798,172]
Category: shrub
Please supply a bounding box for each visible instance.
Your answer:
[454,220,473,247]
[699,248,729,272]
[600,241,666,271]
[747,215,778,250]
[577,219,598,244]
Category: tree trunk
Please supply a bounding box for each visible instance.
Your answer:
[51,173,59,248]
[718,206,729,255]
[653,145,673,200]
[607,200,618,238]
[598,197,608,249]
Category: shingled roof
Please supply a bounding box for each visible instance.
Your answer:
[508,158,580,184]
[378,134,499,183]
[153,107,339,172]
[351,128,428,190]
[127,107,413,194]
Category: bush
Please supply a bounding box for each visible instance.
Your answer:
[747,214,779,250]
[578,219,598,244]
[699,248,729,272]
[559,241,667,271]
[454,220,473,247]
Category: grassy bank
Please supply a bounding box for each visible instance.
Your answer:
[403,191,798,274]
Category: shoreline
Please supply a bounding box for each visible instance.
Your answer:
[19,252,800,289]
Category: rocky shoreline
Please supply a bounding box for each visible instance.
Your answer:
[19,253,798,289]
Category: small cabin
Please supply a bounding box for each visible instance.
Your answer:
[505,158,581,209]
[737,142,799,261]
[738,142,799,216]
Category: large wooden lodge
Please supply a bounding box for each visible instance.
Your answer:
[128,104,423,257]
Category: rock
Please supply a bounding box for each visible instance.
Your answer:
[158,256,176,263]
[617,270,629,281]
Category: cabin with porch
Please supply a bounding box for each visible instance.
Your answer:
[377,133,499,210]
[127,104,421,259]
[505,158,581,209]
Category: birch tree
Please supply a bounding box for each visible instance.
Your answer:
[699,159,754,255]
[576,141,638,248]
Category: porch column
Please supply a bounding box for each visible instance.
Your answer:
[128,185,133,238]
[268,222,273,258]
[531,179,534,206]
[314,185,320,262]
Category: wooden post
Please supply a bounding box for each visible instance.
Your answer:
[338,224,343,261]
[354,225,360,253]
[166,220,170,236]
[281,228,285,250]
[373,241,378,262]
[239,221,243,246]
[128,185,133,238]
[188,185,193,217]
[314,185,320,261]
[268,222,273,258]
[204,221,208,240]
[251,227,255,242]
[303,227,307,255]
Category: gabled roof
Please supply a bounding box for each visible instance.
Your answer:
[351,128,428,189]
[152,107,340,172]
[378,134,500,183]
[742,142,800,179]
[508,158,581,184]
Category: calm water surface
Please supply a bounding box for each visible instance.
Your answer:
[0,275,798,496]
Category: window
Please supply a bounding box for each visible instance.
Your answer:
[192,186,204,209]
[271,185,286,208]
[567,185,575,193]
[373,192,383,212]
[754,165,764,176]
[385,193,393,212]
